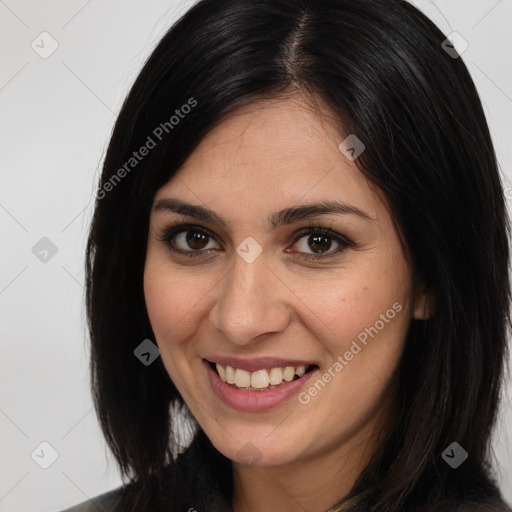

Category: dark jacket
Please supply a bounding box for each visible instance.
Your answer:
[59,487,121,512]
[59,431,511,512]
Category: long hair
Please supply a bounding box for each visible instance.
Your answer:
[85,0,511,510]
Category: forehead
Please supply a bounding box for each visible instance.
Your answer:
[153,95,387,224]
[177,96,342,176]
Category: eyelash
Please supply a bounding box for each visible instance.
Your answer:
[156,221,353,261]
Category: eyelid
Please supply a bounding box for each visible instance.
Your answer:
[287,226,353,260]
[156,221,353,259]
[291,221,352,245]
[156,222,222,251]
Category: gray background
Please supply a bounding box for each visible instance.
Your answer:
[1,1,511,511]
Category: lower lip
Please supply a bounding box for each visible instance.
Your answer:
[204,360,319,412]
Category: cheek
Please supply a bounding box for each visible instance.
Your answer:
[143,263,208,341]
[297,298,408,446]
[143,264,213,393]
[290,266,410,348]
[290,261,412,413]
[143,267,174,339]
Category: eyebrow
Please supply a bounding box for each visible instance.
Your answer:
[153,198,373,229]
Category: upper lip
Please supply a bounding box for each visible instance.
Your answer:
[204,356,317,372]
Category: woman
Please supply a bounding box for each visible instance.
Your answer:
[62,0,511,510]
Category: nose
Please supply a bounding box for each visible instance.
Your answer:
[208,251,291,346]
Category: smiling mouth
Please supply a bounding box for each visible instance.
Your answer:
[207,361,318,392]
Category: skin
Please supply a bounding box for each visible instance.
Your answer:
[144,94,430,512]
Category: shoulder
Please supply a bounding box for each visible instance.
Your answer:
[57,430,231,512]
[455,502,511,512]
[430,467,512,512]
[439,504,512,512]
[58,486,123,512]
[434,496,512,512]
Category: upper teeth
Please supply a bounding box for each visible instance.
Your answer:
[215,363,307,389]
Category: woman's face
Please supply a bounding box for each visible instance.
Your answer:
[144,96,428,468]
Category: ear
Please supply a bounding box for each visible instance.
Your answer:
[413,282,434,320]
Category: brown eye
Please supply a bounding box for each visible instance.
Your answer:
[158,224,221,257]
[291,228,350,258]
[158,223,352,261]
[185,230,211,250]
[171,229,219,252]
[307,234,333,254]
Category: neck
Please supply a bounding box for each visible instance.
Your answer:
[231,416,388,512]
